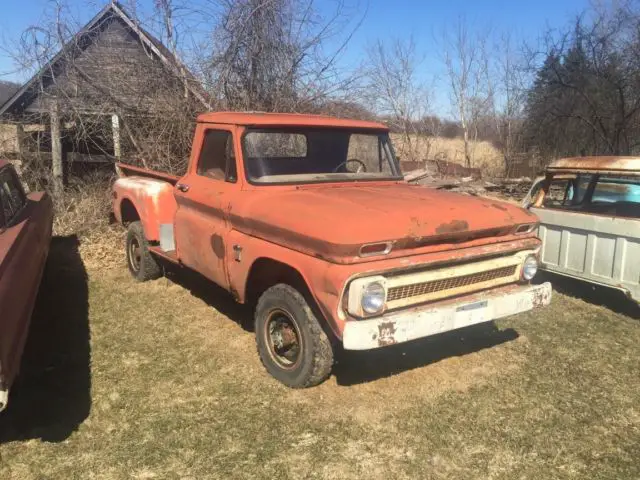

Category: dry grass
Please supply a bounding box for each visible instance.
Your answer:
[0,229,639,479]
[391,134,505,176]
[50,173,114,237]
[46,173,126,271]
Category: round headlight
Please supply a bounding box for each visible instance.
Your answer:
[361,282,386,314]
[522,255,539,281]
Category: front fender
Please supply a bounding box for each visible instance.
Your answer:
[225,230,344,337]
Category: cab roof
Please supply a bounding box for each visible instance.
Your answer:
[547,156,640,173]
[196,111,388,130]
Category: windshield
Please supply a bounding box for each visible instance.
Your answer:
[242,128,401,184]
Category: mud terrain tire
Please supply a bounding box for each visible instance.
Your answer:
[255,284,334,388]
[126,221,162,282]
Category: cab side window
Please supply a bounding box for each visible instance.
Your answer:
[196,130,237,182]
[0,167,26,227]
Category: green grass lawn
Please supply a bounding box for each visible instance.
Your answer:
[1,236,639,479]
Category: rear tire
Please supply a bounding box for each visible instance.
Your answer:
[255,284,334,388]
[126,221,162,282]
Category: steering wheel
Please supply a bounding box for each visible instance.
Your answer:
[333,158,367,173]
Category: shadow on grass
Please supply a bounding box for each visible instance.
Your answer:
[536,272,640,319]
[0,235,91,443]
[333,323,519,386]
[163,264,254,332]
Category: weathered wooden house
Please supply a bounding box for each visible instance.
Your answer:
[0,1,209,188]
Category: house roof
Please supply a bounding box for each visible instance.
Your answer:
[547,156,640,173]
[197,112,389,129]
[0,1,209,116]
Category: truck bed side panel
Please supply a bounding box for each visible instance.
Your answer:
[532,206,640,299]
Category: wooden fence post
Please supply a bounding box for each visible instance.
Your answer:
[112,113,121,159]
[50,101,63,197]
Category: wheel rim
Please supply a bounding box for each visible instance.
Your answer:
[128,236,142,273]
[265,308,302,369]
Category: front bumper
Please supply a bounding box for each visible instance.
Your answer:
[342,282,551,350]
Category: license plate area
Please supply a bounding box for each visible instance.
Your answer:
[456,300,488,312]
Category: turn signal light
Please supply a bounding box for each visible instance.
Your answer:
[359,242,393,257]
[515,223,536,234]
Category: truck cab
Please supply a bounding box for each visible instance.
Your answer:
[113,112,551,388]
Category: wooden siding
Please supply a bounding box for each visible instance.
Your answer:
[22,16,186,115]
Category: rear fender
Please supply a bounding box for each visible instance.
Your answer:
[113,176,177,241]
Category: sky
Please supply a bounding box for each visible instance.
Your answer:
[0,0,591,113]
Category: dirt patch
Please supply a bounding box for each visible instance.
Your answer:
[289,334,527,427]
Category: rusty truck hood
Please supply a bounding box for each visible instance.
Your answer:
[233,183,538,264]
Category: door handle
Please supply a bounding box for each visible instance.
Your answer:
[176,183,190,193]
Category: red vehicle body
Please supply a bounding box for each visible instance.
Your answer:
[113,112,551,387]
[0,160,53,410]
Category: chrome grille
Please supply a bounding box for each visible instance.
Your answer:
[386,265,518,302]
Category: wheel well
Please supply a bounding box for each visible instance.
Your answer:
[245,258,310,306]
[245,258,338,343]
[120,199,139,225]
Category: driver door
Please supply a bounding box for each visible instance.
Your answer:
[174,124,239,289]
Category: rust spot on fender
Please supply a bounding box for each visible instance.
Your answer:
[408,216,427,239]
[435,219,469,235]
[378,321,397,347]
[211,234,225,258]
[531,286,551,308]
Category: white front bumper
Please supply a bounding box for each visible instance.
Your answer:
[342,282,552,350]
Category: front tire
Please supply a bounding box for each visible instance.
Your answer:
[255,284,334,388]
[126,221,162,282]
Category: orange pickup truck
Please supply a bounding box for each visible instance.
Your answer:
[0,160,53,410]
[112,112,551,388]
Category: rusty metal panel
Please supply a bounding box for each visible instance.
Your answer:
[232,182,539,265]
[547,156,640,174]
[197,112,389,130]
[113,176,178,242]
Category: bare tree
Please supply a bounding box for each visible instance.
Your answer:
[523,1,640,158]
[486,33,527,174]
[441,17,492,168]
[205,0,364,112]
[364,37,432,163]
